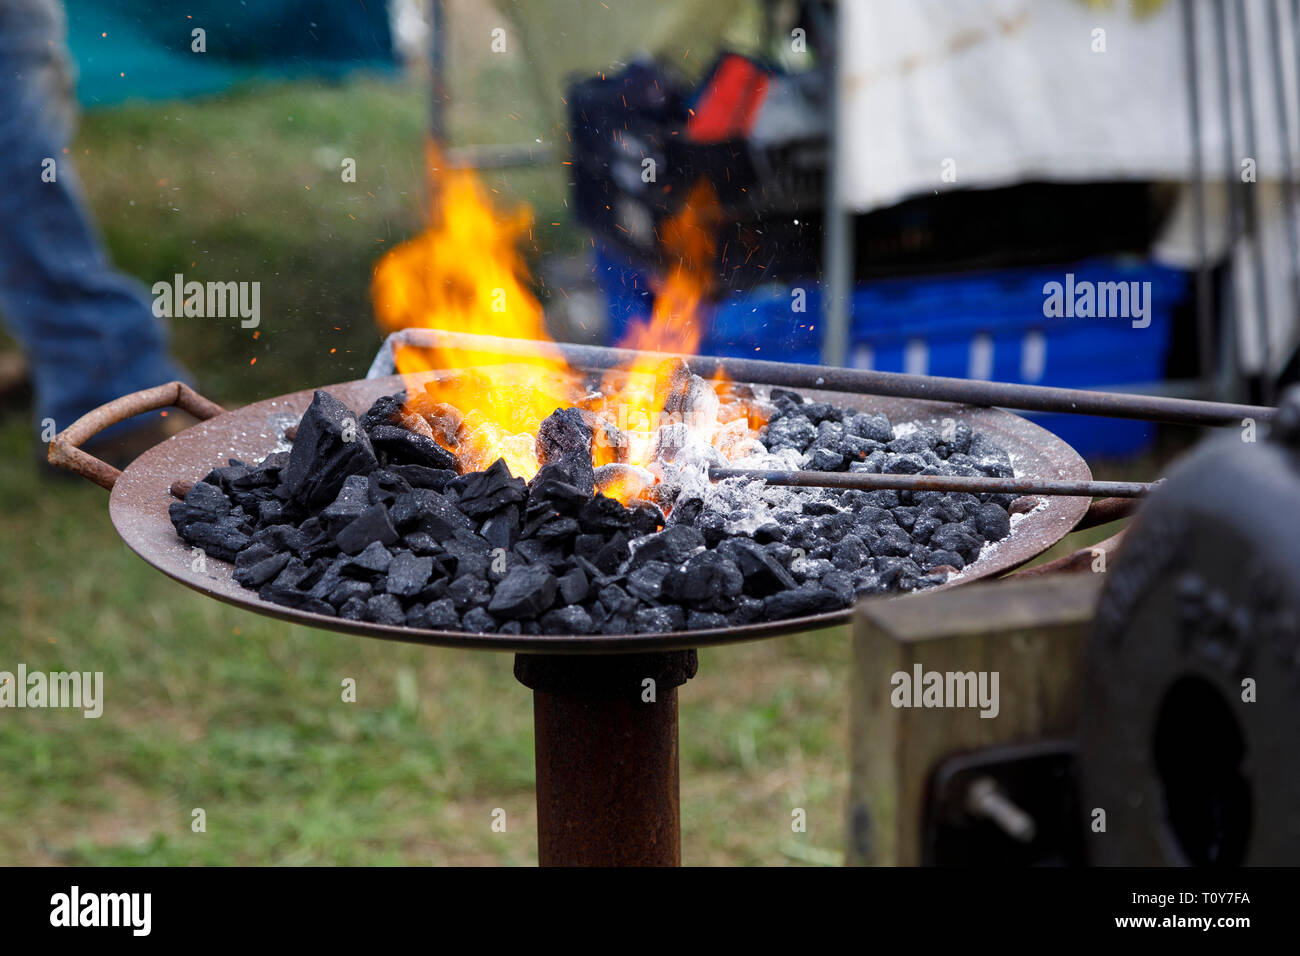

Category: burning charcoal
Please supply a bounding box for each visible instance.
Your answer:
[716,538,798,596]
[339,595,368,620]
[479,508,520,550]
[233,551,290,589]
[663,551,743,605]
[389,489,472,540]
[364,593,406,626]
[387,551,434,597]
[360,392,406,432]
[635,605,686,633]
[320,474,372,536]
[536,407,597,491]
[925,550,965,571]
[558,566,590,605]
[593,463,655,501]
[577,494,631,536]
[843,412,893,444]
[628,502,665,537]
[627,561,671,602]
[447,575,491,609]
[369,424,458,471]
[974,502,1011,541]
[418,598,459,630]
[169,480,231,531]
[335,503,399,555]
[280,390,379,510]
[461,607,498,633]
[413,394,465,447]
[450,458,527,517]
[629,524,704,568]
[488,564,558,619]
[340,540,393,577]
[540,605,595,635]
[528,465,592,513]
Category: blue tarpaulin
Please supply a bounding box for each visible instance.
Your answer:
[65,0,396,108]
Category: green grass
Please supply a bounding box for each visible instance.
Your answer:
[1,416,852,865]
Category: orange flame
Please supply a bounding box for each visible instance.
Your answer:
[370,148,753,502]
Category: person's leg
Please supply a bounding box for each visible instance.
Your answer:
[0,0,188,441]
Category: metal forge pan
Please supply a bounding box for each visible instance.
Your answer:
[84,371,1092,654]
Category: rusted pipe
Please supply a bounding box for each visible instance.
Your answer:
[514,651,697,867]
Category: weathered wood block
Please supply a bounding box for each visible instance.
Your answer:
[847,573,1102,866]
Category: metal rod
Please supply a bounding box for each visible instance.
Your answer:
[380,328,1277,425]
[818,0,852,366]
[1233,0,1275,398]
[1213,0,1243,401]
[707,467,1156,499]
[1182,0,1216,390]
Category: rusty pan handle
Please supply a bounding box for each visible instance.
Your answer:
[47,381,226,491]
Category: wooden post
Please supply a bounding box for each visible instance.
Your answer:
[846,573,1102,866]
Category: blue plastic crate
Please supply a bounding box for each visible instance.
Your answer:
[593,249,1189,459]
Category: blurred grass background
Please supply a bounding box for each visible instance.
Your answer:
[0,61,853,866]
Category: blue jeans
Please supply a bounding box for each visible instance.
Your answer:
[0,0,187,440]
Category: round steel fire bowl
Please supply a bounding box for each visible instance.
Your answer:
[107,373,1091,653]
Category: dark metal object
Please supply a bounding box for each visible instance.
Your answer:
[708,467,1156,499]
[1080,387,1300,865]
[924,740,1084,867]
[75,373,1089,652]
[1213,0,1243,401]
[515,651,697,866]
[381,328,1276,426]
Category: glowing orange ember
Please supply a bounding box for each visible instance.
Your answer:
[369,145,762,503]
